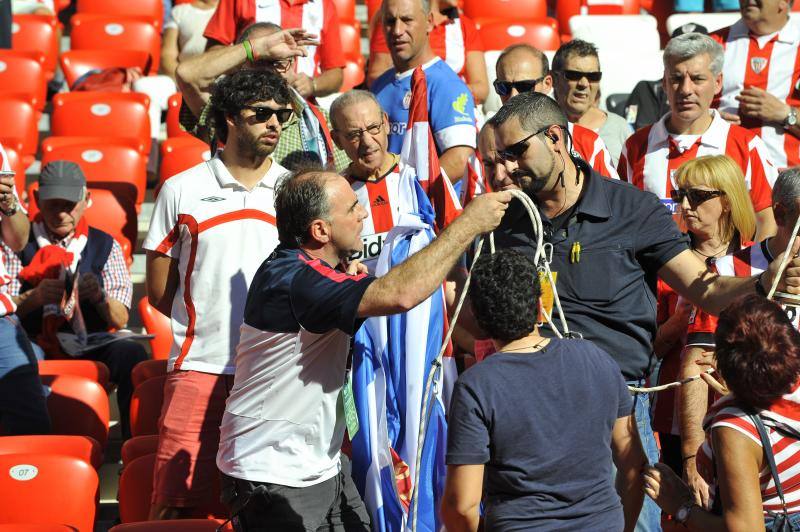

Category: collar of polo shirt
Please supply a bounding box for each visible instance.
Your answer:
[208,156,275,189]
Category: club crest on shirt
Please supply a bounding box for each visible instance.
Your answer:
[750,57,768,75]
[402,91,412,109]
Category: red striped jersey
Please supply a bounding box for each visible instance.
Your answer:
[370,11,484,80]
[618,110,776,217]
[0,143,17,317]
[568,122,620,180]
[698,380,800,515]
[203,0,345,78]
[142,157,287,374]
[712,18,800,169]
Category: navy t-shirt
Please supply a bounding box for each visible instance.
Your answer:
[446,338,633,531]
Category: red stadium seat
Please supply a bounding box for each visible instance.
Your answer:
[41,136,148,210]
[138,297,173,360]
[166,92,192,138]
[366,0,382,27]
[37,359,111,391]
[40,374,110,448]
[332,0,356,23]
[12,15,59,79]
[60,49,152,88]
[131,359,168,390]
[159,136,211,192]
[340,22,362,61]
[556,0,640,39]
[479,19,560,51]
[341,58,366,91]
[51,92,151,155]
[0,435,103,470]
[76,0,164,30]
[118,453,156,523]
[0,525,75,531]
[120,434,159,466]
[2,144,26,199]
[0,453,98,530]
[111,520,235,531]
[70,14,162,74]
[463,0,547,26]
[129,374,165,437]
[0,99,39,164]
[0,52,46,109]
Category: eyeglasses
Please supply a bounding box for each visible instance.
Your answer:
[669,188,725,207]
[493,78,545,97]
[497,126,552,162]
[339,122,383,142]
[242,106,294,124]
[559,69,602,82]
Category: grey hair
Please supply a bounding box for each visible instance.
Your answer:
[663,32,724,75]
[489,91,567,133]
[329,90,382,130]
[381,0,430,14]
[773,167,800,219]
[236,21,282,43]
[496,44,550,77]
[274,167,332,247]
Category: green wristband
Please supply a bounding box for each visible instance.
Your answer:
[242,39,255,64]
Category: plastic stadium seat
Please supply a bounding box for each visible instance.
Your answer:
[159,136,212,191]
[0,434,103,470]
[340,22,362,61]
[569,14,660,55]
[51,92,151,154]
[556,0,640,39]
[77,0,164,30]
[0,99,39,162]
[60,49,151,88]
[0,453,97,530]
[131,359,168,390]
[138,297,173,360]
[366,0,382,26]
[37,359,111,391]
[42,137,148,210]
[341,58,366,91]
[129,374,165,437]
[331,0,356,23]
[70,14,162,74]
[120,434,159,466]
[479,19,560,52]
[111,520,234,531]
[0,525,75,531]
[0,52,46,109]
[166,92,192,138]
[39,374,110,448]
[12,15,59,79]
[463,0,546,26]
[665,13,740,35]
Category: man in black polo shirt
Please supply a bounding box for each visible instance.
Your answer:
[489,92,800,532]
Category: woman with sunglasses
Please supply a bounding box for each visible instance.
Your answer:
[652,155,756,487]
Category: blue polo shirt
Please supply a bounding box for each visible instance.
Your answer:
[494,158,690,380]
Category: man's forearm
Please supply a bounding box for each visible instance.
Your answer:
[2,210,29,252]
[699,274,758,316]
[441,507,479,532]
[439,146,473,185]
[754,207,776,242]
[679,355,709,463]
[13,289,39,318]
[312,67,343,97]
[176,45,251,116]
[95,298,129,329]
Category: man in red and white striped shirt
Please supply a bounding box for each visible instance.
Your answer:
[712,0,800,169]
[618,32,778,240]
[493,44,620,180]
[203,0,345,98]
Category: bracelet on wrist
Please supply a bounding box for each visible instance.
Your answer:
[242,40,255,64]
[1,198,18,217]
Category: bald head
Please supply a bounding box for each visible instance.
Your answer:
[330,90,383,130]
[494,44,552,103]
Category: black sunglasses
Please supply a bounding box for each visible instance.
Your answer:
[243,106,294,124]
[493,77,545,97]
[497,125,552,162]
[669,188,725,207]
[559,69,602,82]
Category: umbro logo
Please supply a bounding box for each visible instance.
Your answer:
[372,195,388,206]
[201,196,225,202]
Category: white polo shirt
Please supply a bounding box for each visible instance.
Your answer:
[142,156,287,374]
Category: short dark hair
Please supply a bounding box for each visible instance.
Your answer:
[209,68,291,142]
[552,39,599,72]
[274,167,332,247]
[497,44,550,76]
[469,249,540,342]
[237,21,282,43]
[490,91,567,133]
[715,294,800,410]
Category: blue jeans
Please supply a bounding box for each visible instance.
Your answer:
[625,381,662,532]
[765,511,800,529]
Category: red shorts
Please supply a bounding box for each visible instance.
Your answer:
[151,369,234,508]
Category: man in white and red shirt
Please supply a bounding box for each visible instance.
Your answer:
[143,69,290,519]
[494,44,620,180]
[712,0,800,169]
[618,32,778,241]
[203,0,345,98]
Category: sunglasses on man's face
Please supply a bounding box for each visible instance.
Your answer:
[243,106,294,124]
[559,69,602,82]
[669,188,725,207]
[497,126,552,162]
[493,78,544,97]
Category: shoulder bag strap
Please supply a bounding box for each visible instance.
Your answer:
[749,413,790,515]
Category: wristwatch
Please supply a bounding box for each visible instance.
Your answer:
[0,197,18,217]
[674,500,696,526]
[784,107,797,128]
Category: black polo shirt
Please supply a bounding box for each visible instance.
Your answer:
[494,158,690,380]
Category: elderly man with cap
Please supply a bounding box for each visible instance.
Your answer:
[2,160,147,440]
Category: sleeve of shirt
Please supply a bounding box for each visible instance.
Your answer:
[614,365,634,419]
[746,133,777,213]
[634,189,691,272]
[1,242,22,298]
[590,135,620,180]
[686,305,717,348]
[142,181,181,259]
[163,6,179,30]
[460,16,483,52]
[319,0,346,70]
[446,378,491,465]
[430,72,477,151]
[203,0,237,46]
[101,239,133,309]
[290,261,376,335]
[617,139,632,183]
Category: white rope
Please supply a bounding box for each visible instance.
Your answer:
[767,215,800,300]
[627,368,715,393]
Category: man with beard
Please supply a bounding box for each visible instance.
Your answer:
[143,68,291,520]
[490,91,800,532]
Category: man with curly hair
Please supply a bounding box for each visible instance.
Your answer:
[143,67,291,520]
